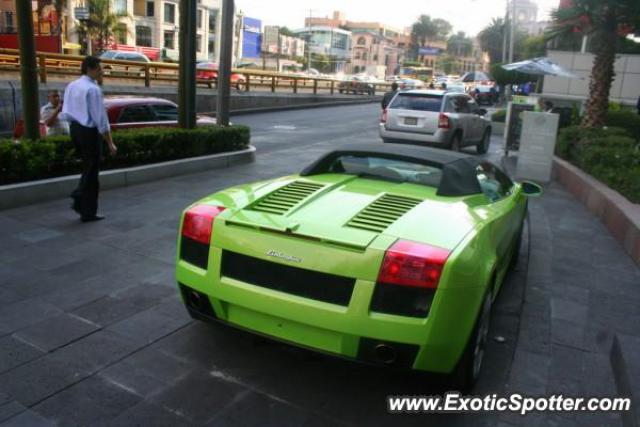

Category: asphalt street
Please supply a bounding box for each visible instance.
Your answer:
[0,103,637,426]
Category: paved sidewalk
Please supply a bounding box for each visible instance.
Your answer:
[0,123,638,426]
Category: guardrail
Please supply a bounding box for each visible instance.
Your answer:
[0,48,391,95]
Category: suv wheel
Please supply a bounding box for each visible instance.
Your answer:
[450,132,462,152]
[476,128,491,154]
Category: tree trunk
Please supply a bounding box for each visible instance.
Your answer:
[580,15,617,128]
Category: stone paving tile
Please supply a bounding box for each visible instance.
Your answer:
[13,313,99,352]
[206,391,310,427]
[96,401,197,427]
[32,375,141,426]
[0,409,56,427]
[106,304,191,345]
[0,336,45,374]
[98,347,193,398]
[0,401,26,424]
[148,371,248,425]
[0,300,62,336]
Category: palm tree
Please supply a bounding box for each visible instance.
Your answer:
[547,0,640,128]
[478,18,506,64]
[447,31,473,57]
[75,0,128,53]
[411,15,452,61]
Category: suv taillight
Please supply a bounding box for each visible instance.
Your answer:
[438,113,451,129]
[182,204,226,244]
[377,240,450,289]
[381,109,387,123]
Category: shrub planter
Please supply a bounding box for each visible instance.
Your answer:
[553,156,640,265]
[0,146,256,210]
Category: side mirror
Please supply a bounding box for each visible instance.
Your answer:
[521,181,543,197]
[477,108,487,116]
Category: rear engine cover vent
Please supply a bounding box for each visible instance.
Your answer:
[249,181,325,215]
[347,194,421,232]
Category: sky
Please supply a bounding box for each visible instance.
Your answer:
[235,0,560,37]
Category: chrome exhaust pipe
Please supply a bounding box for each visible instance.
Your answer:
[188,290,204,310]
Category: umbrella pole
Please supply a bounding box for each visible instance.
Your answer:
[535,75,543,93]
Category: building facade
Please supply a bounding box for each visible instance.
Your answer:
[292,26,351,73]
[61,0,244,63]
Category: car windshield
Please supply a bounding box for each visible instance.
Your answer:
[328,155,443,187]
[389,93,443,112]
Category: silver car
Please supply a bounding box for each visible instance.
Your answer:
[379,90,492,153]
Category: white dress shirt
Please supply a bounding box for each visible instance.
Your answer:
[62,75,111,134]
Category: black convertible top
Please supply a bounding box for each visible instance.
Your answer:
[300,143,484,197]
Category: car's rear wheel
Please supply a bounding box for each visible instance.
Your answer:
[450,132,462,152]
[450,290,492,391]
[476,128,491,154]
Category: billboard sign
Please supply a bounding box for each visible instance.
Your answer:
[418,46,442,56]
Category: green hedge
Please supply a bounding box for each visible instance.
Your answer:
[0,125,250,185]
[605,111,640,139]
[491,109,506,123]
[556,126,640,203]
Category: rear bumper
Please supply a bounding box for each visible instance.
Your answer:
[379,124,451,145]
[176,250,483,374]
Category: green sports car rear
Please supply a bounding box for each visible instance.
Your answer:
[175,144,541,389]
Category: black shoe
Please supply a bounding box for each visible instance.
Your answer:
[81,215,105,223]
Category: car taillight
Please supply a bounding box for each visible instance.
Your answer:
[182,204,226,245]
[438,113,451,129]
[377,240,450,289]
[381,109,387,123]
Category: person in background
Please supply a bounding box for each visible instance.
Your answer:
[40,89,69,136]
[62,56,117,223]
[381,82,399,109]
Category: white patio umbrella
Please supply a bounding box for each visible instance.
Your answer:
[501,57,582,78]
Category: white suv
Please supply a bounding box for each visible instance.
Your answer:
[379,90,492,153]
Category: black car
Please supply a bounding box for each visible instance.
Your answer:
[338,76,375,95]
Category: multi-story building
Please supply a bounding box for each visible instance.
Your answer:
[62,0,244,63]
[304,10,407,76]
[510,0,549,35]
[292,26,351,73]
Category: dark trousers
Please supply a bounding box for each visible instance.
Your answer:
[70,122,102,218]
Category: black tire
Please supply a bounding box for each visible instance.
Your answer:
[449,291,492,392]
[450,132,462,152]
[476,128,491,154]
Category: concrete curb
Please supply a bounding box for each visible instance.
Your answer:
[610,335,639,427]
[0,146,256,211]
[552,156,640,265]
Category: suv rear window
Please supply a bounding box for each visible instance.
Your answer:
[389,94,443,112]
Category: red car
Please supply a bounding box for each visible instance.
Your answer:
[14,97,217,138]
[196,62,246,89]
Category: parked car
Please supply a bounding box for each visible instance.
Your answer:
[175,142,542,390]
[398,78,426,90]
[338,76,375,95]
[471,85,498,106]
[100,50,150,76]
[195,62,246,89]
[379,90,492,153]
[13,96,216,138]
[445,83,467,94]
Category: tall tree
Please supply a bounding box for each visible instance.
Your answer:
[447,31,473,57]
[547,0,640,128]
[478,17,506,64]
[411,15,452,60]
[74,0,128,53]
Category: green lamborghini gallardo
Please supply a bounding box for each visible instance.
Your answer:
[176,144,542,389]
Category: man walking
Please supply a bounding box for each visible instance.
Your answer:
[381,82,399,109]
[62,56,117,222]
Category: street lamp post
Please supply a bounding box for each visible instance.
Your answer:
[15,0,40,140]
[216,0,234,127]
[178,0,197,129]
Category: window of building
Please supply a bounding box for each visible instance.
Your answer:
[114,0,127,14]
[196,35,202,52]
[146,1,154,17]
[353,66,360,73]
[354,52,360,59]
[197,9,203,29]
[208,40,215,59]
[373,54,378,61]
[362,52,367,60]
[164,3,176,23]
[115,23,127,44]
[136,26,152,47]
[164,31,175,49]
[357,36,366,46]
[209,10,218,32]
